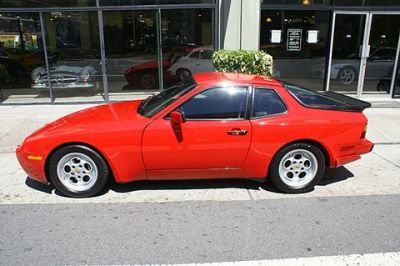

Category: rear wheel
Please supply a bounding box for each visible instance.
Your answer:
[269,143,325,193]
[176,68,191,80]
[48,145,109,198]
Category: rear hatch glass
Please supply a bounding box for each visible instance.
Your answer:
[283,83,371,112]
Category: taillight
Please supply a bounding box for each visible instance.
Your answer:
[361,123,367,139]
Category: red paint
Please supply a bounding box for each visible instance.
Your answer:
[16,72,373,185]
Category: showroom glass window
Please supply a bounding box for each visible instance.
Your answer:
[42,12,103,102]
[103,10,158,97]
[160,9,214,89]
[100,0,214,5]
[0,0,96,7]
[260,10,330,91]
[334,0,400,6]
[0,13,49,103]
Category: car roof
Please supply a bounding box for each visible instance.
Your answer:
[192,72,283,88]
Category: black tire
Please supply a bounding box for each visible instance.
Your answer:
[338,66,357,85]
[140,72,157,90]
[48,145,109,198]
[377,80,390,93]
[176,68,191,80]
[268,143,325,193]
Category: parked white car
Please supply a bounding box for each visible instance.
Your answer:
[168,46,214,79]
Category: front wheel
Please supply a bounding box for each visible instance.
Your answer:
[48,145,109,198]
[338,67,357,85]
[269,143,325,193]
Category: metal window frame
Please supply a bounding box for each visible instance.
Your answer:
[326,10,400,97]
[0,3,218,103]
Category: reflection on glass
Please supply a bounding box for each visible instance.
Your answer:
[0,13,49,103]
[161,9,214,88]
[42,12,103,102]
[329,14,365,93]
[394,58,400,97]
[0,0,96,8]
[261,0,332,5]
[334,0,400,6]
[260,10,330,91]
[100,0,214,5]
[103,10,159,98]
[364,15,400,94]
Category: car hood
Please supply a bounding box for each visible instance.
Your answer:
[26,100,148,140]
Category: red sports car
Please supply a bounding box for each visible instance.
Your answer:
[16,72,373,198]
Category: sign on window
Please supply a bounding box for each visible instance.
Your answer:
[287,29,302,51]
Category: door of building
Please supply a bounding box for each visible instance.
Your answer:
[327,12,400,98]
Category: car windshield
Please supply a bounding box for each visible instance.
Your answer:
[138,76,197,117]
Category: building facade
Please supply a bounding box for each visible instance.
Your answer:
[0,0,399,104]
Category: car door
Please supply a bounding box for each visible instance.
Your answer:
[365,48,396,79]
[142,86,252,175]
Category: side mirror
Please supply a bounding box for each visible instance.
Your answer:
[170,110,186,125]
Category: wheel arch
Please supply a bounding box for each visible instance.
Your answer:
[44,142,115,183]
[176,67,191,76]
[271,139,332,171]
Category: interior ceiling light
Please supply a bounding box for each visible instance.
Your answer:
[302,0,311,5]
[266,17,272,23]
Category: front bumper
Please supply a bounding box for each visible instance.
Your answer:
[32,82,96,90]
[335,139,374,167]
[16,144,48,184]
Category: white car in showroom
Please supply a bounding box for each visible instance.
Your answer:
[168,46,214,80]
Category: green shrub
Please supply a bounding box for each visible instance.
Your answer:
[212,49,273,77]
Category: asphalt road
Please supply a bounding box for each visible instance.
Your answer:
[1,195,399,265]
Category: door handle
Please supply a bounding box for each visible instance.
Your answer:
[227,129,248,136]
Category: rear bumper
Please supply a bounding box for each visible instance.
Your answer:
[335,139,374,167]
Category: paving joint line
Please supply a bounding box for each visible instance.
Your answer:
[373,151,400,169]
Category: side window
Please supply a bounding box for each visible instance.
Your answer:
[200,49,213,59]
[179,87,248,119]
[189,51,200,58]
[252,88,287,118]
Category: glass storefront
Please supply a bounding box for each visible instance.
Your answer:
[0,13,50,103]
[103,10,158,98]
[0,1,216,103]
[42,11,104,102]
[1,1,400,103]
[261,2,400,97]
[329,14,366,93]
[365,15,400,94]
[160,9,214,88]
[260,10,330,91]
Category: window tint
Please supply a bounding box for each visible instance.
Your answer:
[372,48,395,60]
[189,51,200,58]
[253,88,287,117]
[200,49,213,59]
[284,83,347,108]
[179,87,248,119]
